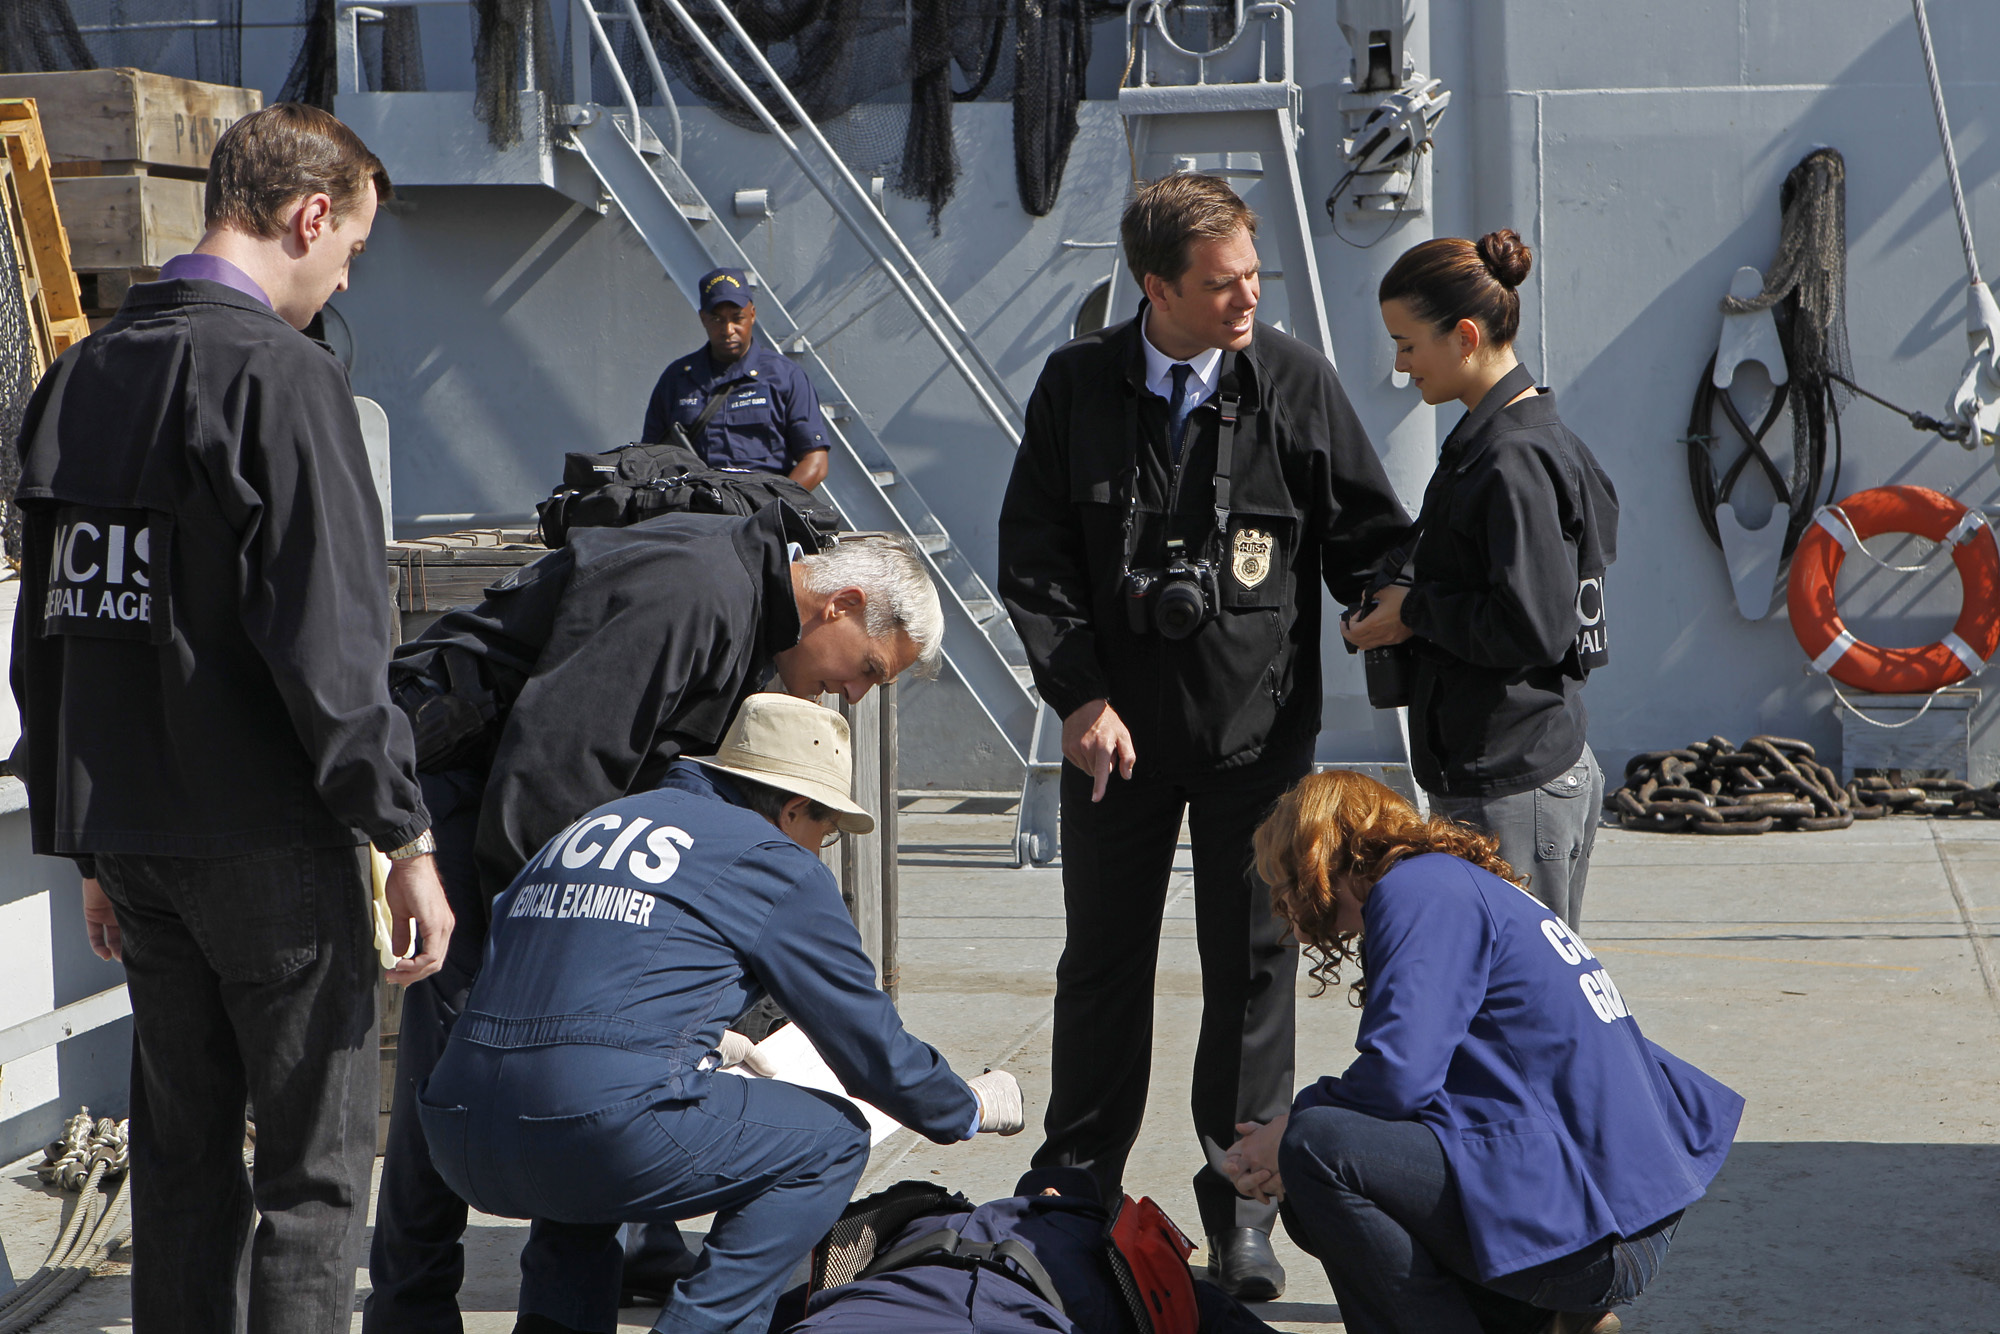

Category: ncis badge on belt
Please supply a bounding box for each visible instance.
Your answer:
[1232,527,1274,589]
[39,505,172,644]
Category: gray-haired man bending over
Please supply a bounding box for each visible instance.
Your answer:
[366,512,944,1333]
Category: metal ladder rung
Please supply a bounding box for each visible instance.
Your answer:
[916,532,951,556]
[962,598,1002,624]
[869,469,896,487]
[1010,664,1038,689]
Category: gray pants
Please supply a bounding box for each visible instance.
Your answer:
[1427,746,1603,930]
[97,845,379,1334]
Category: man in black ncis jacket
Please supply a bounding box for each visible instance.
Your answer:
[997,175,1409,1300]
[8,105,450,1333]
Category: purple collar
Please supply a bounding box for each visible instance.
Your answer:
[158,253,273,309]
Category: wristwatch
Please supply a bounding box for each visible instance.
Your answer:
[385,830,437,861]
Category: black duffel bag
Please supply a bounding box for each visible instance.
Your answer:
[536,436,842,547]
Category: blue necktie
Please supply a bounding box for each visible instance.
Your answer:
[1168,362,1194,462]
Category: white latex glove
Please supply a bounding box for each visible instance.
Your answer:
[967,1068,1024,1136]
[716,1030,757,1069]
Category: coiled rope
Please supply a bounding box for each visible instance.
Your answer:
[0,1110,132,1333]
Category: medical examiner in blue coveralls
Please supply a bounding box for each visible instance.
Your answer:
[1220,772,1743,1334]
[419,693,1025,1334]
[642,266,832,489]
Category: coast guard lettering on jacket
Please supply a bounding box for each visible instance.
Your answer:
[1521,885,1629,1023]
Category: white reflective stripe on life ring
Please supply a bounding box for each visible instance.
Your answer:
[1811,627,1858,675]
[1943,630,1988,676]
[1947,509,1991,546]
[1813,508,1858,552]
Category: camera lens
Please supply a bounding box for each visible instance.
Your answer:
[1155,579,1207,639]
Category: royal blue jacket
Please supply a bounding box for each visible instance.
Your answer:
[641,343,828,474]
[1292,853,1743,1281]
[433,761,976,1144]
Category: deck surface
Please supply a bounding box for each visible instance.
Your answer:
[4,809,1998,1332]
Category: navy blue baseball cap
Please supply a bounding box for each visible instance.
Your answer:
[697,267,754,312]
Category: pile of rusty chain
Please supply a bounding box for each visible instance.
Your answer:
[1612,736,1857,835]
[1610,735,2000,834]
[1846,773,2000,818]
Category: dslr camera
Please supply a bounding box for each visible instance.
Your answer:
[1123,538,1220,640]
[1343,587,1415,709]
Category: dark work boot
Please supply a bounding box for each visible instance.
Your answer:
[1207,1227,1286,1302]
[1540,1314,1622,1334]
[513,1316,604,1334]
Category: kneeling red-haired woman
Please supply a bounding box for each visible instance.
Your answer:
[1222,772,1741,1334]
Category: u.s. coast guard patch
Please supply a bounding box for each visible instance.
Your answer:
[1232,528,1273,589]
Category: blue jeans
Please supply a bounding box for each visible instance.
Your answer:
[97,845,380,1334]
[1428,747,1603,931]
[1278,1105,1679,1334]
[422,1057,870,1333]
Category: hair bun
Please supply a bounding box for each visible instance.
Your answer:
[1476,230,1532,289]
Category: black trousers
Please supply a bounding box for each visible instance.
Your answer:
[97,844,380,1334]
[1030,743,1308,1235]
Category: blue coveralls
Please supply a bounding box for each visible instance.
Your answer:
[641,344,828,475]
[419,763,978,1334]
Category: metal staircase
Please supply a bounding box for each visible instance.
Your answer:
[562,0,1075,864]
[335,0,1058,860]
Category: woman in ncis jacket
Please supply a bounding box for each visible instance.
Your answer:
[1223,772,1740,1334]
[1343,231,1618,930]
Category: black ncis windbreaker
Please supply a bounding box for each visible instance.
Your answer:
[999,310,1411,777]
[391,507,805,899]
[9,279,429,873]
[1399,364,1620,798]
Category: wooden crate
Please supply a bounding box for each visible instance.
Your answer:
[0,69,260,179]
[53,173,204,272]
[0,99,90,378]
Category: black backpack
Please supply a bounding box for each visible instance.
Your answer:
[535,436,843,548]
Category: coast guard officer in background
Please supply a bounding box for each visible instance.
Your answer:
[9,104,451,1331]
[420,693,1023,1334]
[998,173,1410,1302]
[641,266,832,489]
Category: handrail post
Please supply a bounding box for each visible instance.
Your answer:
[616,0,683,160]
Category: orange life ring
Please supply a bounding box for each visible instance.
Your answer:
[1787,485,2000,693]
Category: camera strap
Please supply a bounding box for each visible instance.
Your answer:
[1117,369,1246,573]
[1210,375,1242,551]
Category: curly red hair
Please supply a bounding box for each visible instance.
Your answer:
[1253,770,1522,1002]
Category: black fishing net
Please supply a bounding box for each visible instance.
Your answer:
[471,0,559,147]
[1689,148,1850,562]
[281,0,427,111]
[628,0,1115,227]
[1015,0,1101,217]
[9,0,1119,216]
[3,0,245,83]
[1715,147,1852,555]
[0,203,32,565]
[0,1,93,73]
[1722,148,1853,393]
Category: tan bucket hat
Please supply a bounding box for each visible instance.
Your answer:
[691,693,876,835]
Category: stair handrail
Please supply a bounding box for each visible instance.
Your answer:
[569,0,643,136]
[681,0,1024,421]
[611,0,683,160]
[639,0,1023,442]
